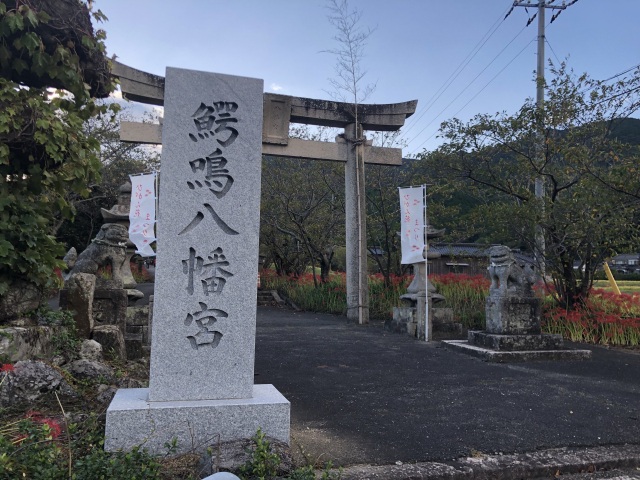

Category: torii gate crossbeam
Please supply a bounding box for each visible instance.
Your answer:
[111,61,417,324]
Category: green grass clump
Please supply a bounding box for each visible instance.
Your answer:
[430,273,489,329]
[0,410,160,480]
[542,288,640,346]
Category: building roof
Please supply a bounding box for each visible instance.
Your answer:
[429,243,534,265]
[429,243,490,257]
[611,253,639,263]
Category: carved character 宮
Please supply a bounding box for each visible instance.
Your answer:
[184,302,228,350]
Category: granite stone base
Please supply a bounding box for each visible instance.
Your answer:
[486,295,541,335]
[104,385,290,454]
[93,288,128,330]
[441,340,591,363]
[387,306,461,337]
[468,330,564,351]
[387,306,414,334]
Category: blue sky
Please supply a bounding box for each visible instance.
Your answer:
[101,0,640,156]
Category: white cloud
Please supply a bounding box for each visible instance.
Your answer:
[270,83,283,92]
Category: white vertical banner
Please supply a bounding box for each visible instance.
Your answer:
[399,186,426,264]
[129,173,157,257]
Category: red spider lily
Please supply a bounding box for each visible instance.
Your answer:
[40,418,62,439]
[432,273,490,290]
[20,411,62,440]
[542,290,640,346]
[1,364,14,372]
[1,412,62,445]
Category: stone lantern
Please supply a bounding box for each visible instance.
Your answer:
[100,182,137,289]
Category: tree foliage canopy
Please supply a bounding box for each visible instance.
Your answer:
[419,63,640,308]
[260,126,345,282]
[53,108,160,250]
[0,0,116,295]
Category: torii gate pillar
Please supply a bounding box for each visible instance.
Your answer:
[112,61,417,325]
[344,122,368,322]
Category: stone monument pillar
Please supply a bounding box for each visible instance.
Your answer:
[104,67,289,454]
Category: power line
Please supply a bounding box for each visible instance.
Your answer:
[402,5,511,135]
[544,38,562,65]
[406,0,585,155]
[593,85,640,107]
[409,39,535,155]
[403,6,509,133]
[572,63,640,99]
[601,63,640,83]
[403,24,531,151]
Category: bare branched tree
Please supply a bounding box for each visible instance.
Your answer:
[324,0,376,111]
[324,0,377,323]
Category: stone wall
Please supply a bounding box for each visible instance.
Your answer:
[124,304,151,359]
[59,280,152,360]
[0,327,56,363]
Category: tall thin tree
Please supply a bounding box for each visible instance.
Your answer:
[324,0,376,323]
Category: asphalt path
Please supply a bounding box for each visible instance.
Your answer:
[254,306,640,467]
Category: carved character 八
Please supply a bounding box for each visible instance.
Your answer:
[487,245,536,296]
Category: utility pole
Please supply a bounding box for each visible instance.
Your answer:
[510,1,578,278]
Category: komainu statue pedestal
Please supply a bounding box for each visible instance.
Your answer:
[443,246,591,362]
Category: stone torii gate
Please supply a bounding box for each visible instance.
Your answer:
[111,61,416,324]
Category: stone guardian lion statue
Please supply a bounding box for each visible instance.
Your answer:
[487,245,536,296]
[67,223,129,286]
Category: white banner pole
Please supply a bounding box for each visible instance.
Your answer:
[423,184,429,342]
[129,172,157,257]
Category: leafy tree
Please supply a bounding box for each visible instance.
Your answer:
[365,162,402,282]
[364,131,469,284]
[364,132,412,283]
[0,0,115,296]
[54,107,160,250]
[418,63,640,309]
[261,127,345,283]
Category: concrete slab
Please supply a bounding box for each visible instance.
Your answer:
[468,330,564,350]
[441,339,592,362]
[104,385,290,454]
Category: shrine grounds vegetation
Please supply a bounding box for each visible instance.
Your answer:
[0,0,116,296]
[262,270,640,347]
[260,64,640,314]
[0,341,340,480]
[417,63,640,311]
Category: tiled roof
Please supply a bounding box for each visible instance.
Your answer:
[429,243,490,257]
[611,253,639,262]
[429,243,534,265]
